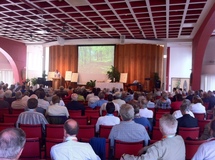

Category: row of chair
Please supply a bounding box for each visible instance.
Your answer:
[20,137,206,160]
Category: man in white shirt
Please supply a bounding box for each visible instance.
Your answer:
[46,96,69,118]
[100,94,120,116]
[37,91,49,110]
[96,102,120,132]
[112,91,126,108]
[51,119,100,160]
[54,69,61,78]
[138,96,153,118]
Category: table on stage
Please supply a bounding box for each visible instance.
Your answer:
[95,82,123,90]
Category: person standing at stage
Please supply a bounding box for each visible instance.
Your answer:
[54,69,61,78]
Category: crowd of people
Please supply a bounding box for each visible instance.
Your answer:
[0,80,215,160]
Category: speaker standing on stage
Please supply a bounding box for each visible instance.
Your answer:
[54,69,61,78]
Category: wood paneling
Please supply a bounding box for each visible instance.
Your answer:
[115,44,163,91]
[49,45,78,86]
[49,44,163,91]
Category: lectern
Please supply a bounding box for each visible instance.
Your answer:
[52,77,61,90]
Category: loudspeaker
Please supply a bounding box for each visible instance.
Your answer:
[155,80,161,88]
[57,36,65,46]
[120,35,126,44]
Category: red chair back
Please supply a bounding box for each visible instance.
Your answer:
[0,123,15,131]
[46,124,64,139]
[193,113,205,121]
[19,124,42,139]
[12,109,25,114]
[155,111,170,119]
[85,110,100,121]
[114,140,144,159]
[20,137,41,159]
[77,125,95,140]
[72,116,88,125]
[198,119,210,136]
[90,116,98,125]
[3,114,19,123]
[185,140,207,160]
[68,110,82,117]
[152,126,162,140]
[99,125,113,139]
[203,102,209,110]
[45,138,63,159]
[0,108,10,122]
[178,127,200,140]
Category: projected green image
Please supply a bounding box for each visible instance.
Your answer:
[78,46,114,74]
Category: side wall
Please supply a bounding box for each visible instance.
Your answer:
[0,37,26,83]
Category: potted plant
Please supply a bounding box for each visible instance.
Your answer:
[86,80,96,88]
[31,78,38,86]
[106,65,120,82]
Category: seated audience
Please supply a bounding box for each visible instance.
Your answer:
[171,94,183,111]
[145,94,155,108]
[73,87,85,101]
[109,103,150,147]
[121,89,133,103]
[21,91,30,107]
[121,114,185,160]
[16,98,48,129]
[192,119,215,160]
[156,91,171,109]
[87,88,100,106]
[0,128,26,160]
[50,119,100,160]
[200,109,215,140]
[138,96,153,118]
[100,94,120,116]
[186,90,195,102]
[37,91,50,110]
[208,90,215,110]
[66,93,85,116]
[177,99,198,130]
[11,91,26,109]
[132,102,152,132]
[89,92,108,109]
[112,91,126,108]
[0,90,10,109]
[172,99,195,119]
[189,95,206,114]
[46,96,69,118]
[95,102,120,132]
[55,86,68,98]
[4,89,16,106]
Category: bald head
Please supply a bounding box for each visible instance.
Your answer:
[64,119,79,136]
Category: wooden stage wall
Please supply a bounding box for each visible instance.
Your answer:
[49,44,163,91]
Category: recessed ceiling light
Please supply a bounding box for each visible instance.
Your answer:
[100,28,115,32]
[183,23,195,28]
[35,30,48,34]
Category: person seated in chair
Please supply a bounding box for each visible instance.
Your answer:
[192,119,215,160]
[155,91,171,109]
[95,102,120,132]
[109,104,150,147]
[121,114,185,160]
[50,119,100,160]
[132,102,152,132]
[0,128,26,160]
[177,99,198,131]
[66,93,85,116]
[46,95,69,118]
[16,98,48,132]
[89,92,108,109]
